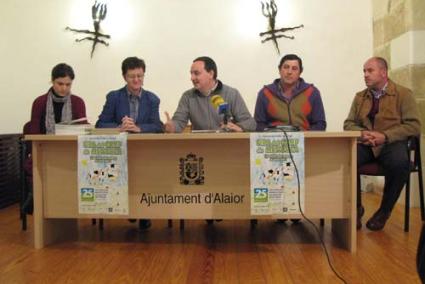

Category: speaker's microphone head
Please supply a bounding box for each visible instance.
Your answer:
[210,95,228,114]
[210,95,224,108]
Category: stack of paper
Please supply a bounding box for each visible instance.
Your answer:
[55,117,93,135]
[55,124,93,135]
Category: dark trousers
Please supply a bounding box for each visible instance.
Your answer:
[357,141,409,214]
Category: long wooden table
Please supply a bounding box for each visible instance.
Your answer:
[26,132,359,251]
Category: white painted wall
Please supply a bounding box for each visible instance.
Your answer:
[0,0,372,133]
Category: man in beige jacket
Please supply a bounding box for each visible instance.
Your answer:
[344,57,421,231]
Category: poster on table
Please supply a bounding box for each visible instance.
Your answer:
[250,132,305,215]
[78,134,129,215]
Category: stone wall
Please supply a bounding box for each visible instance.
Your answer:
[371,0,425,203]
[372,0,425,127]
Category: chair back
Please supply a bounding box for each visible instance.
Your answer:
[22,121,32,156]
[408,136,422,173]
[23,121,31,135]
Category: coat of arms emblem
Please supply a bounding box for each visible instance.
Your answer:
[179,153,204,185]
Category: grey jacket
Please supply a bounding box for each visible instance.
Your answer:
[172,81,256,132]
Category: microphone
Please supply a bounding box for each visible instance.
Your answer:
[210,95,230,125]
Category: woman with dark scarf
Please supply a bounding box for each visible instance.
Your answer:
[28,63,87,134]
[22,63,87,215]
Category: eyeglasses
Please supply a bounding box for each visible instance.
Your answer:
[126,74,144,80]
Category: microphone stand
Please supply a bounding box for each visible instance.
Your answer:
[221,112,232,132]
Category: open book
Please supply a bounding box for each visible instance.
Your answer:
[56,117,88,125]
[55,117,93,135]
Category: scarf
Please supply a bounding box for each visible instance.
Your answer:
[45,89,72,134]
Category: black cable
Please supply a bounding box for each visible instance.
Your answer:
[280,129,348,284]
